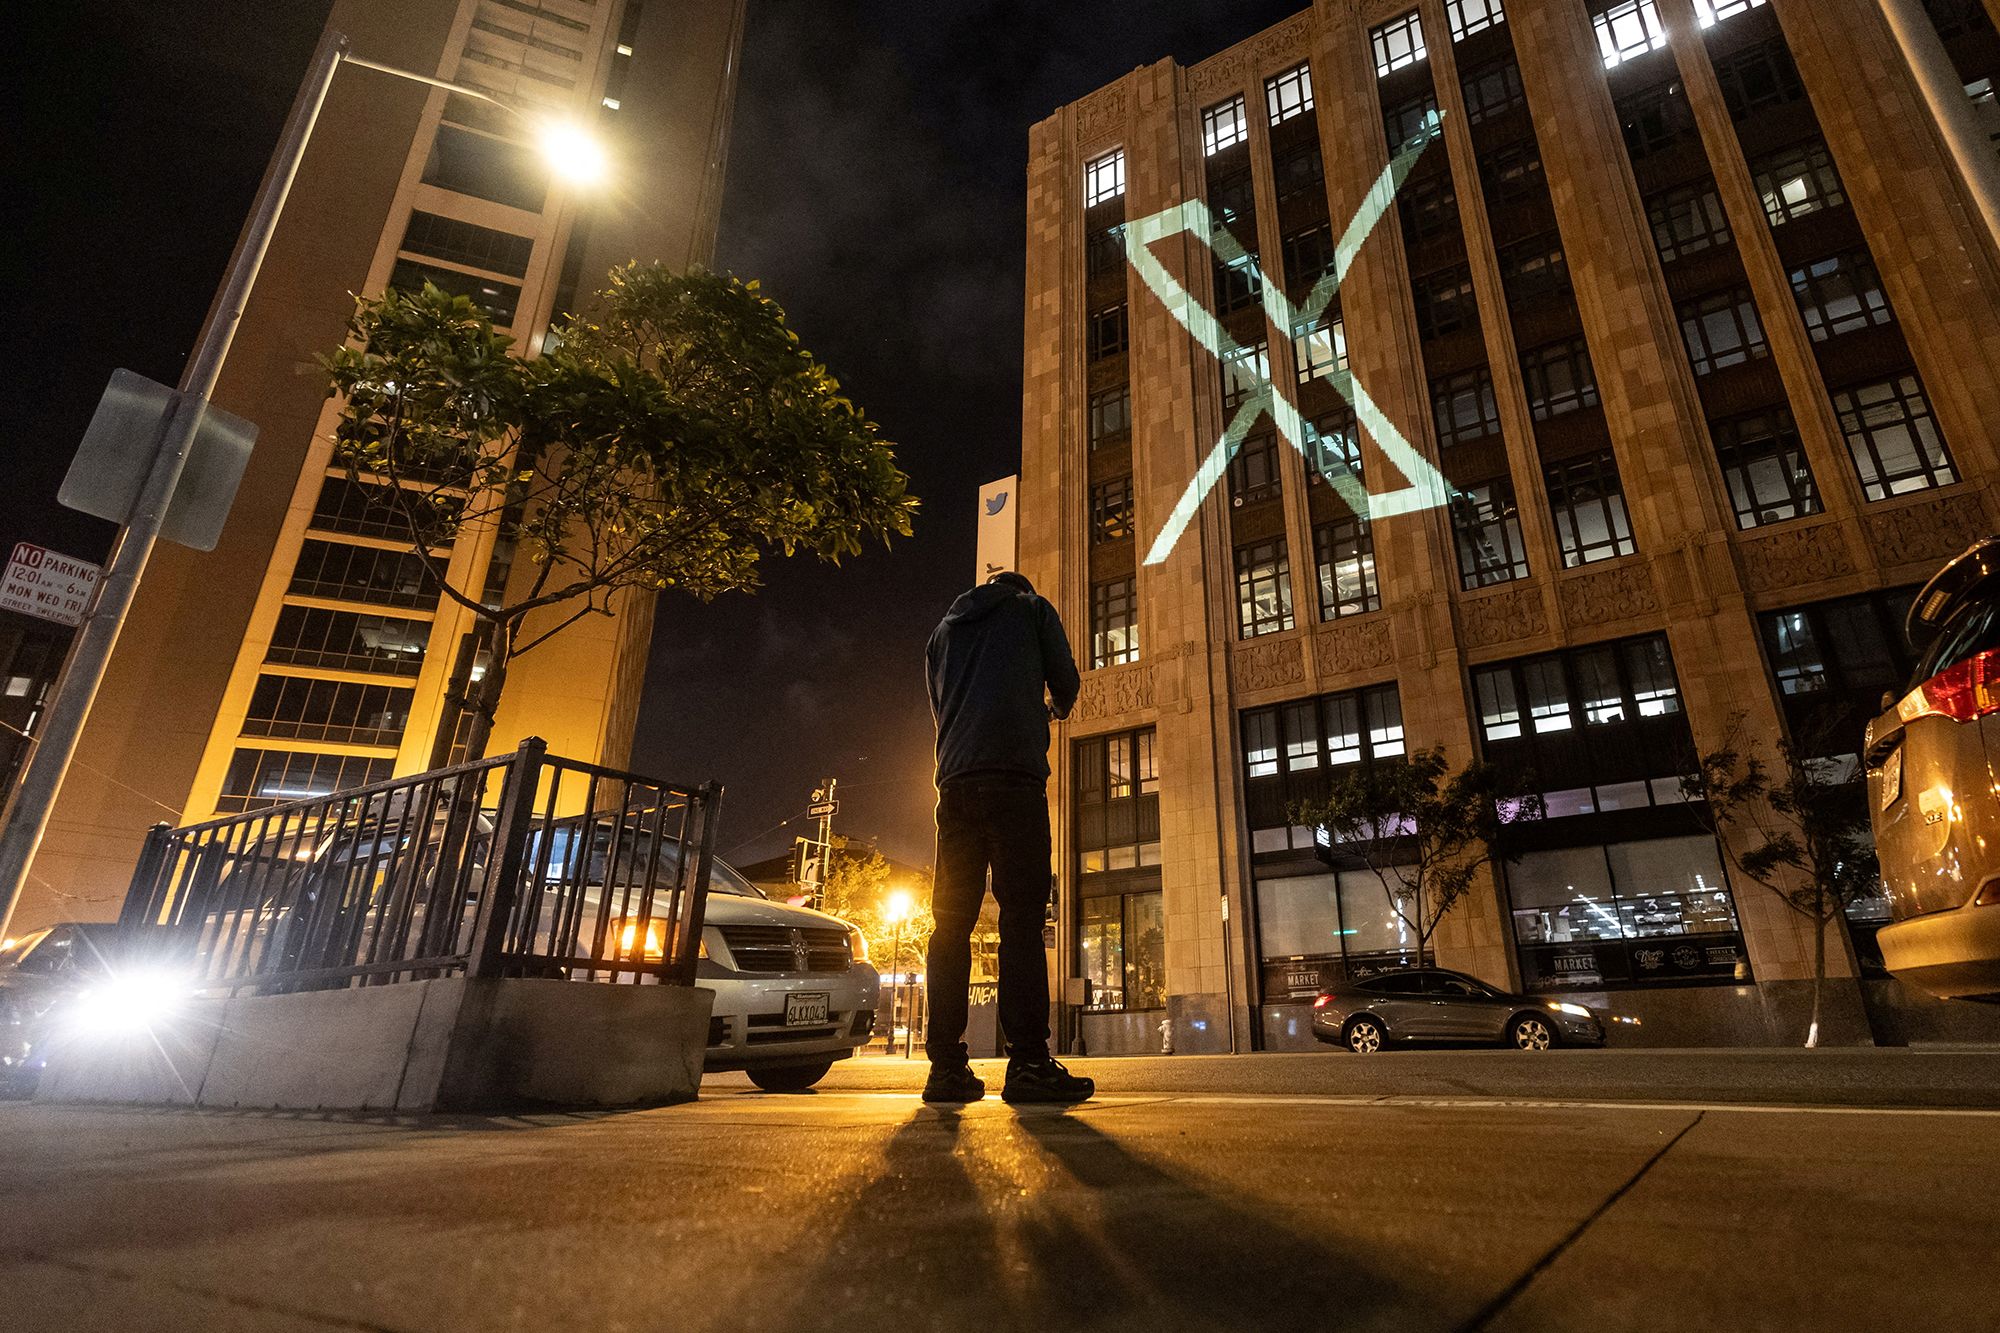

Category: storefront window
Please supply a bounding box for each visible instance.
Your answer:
[1241,685,1403,855]
[1082,889,1164,1011]
[1255,868,1419,1003]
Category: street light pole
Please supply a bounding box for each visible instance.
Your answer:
[890,915,905,1055]
[1877,0,2000,255]
[0,32,606,939]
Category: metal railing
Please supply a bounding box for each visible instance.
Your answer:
[116,737,721,994]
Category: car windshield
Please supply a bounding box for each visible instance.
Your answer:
[707,858,765,899]
[1909,596,2000,691]
[0,929,50,968]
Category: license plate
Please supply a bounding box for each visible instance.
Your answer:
[785,992,830,1026]
[1879,746,1902,812]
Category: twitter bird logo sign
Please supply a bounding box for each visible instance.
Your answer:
[977,476,1019,582]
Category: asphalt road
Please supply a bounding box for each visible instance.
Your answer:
[2,1050,1996,1332]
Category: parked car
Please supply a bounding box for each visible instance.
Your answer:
[1866,535,2000,1002]
[0,923,130,1092]
[1311,967,1607,1052]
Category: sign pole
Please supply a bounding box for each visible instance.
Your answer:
[0,32,347,939]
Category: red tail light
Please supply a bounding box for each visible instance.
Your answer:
[1900,648,2000,725]
[1313,994,1333,1009]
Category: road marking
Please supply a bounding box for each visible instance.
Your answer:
[697,1090,2000,1118]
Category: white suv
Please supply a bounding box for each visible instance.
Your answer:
[697,858,880,1091]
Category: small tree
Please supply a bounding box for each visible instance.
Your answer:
[817,838,999,982]
[320,264,917,760]
[1289,746,1543,966]
[1680,722,1878,1048]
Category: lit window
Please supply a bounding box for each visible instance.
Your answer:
[1451,478,1530,588]
[1203,95,1248,155]
[1832,374,1958,502]
[616,42,634,56]
[601,97,621,110]
[1292,314,1348,384]
[1447,0,1506,42]
[1371,13,1428,78]
[1235,539,1295,638]
[1091,577,1140,668]
[1593,0,1668,69]
[1693,0,1767,27]
[1676,286,1768,375]
[1544,450,1637,567]
[1221,340,1271,412]
[1315,516,1380,620]
[1788,250,1893,343]
[1712,407,1820,529]
[1265,63,1315,125]
[1085,149,1126,207]
[1090,476,1134,545]
[1751,139,1847,227]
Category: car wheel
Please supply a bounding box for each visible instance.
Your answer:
[1509,1015,1556,1051]
[747,1058,835,1093]
[1345,1017,1386,1054]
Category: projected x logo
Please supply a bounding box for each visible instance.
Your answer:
[1124,113,1452,566]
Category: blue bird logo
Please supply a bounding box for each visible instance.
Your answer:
[985,491,1009,516]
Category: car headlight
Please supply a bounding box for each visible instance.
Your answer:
[1547,1001,1593,1019]
[847,925,870,963]
[66,969,195,1039]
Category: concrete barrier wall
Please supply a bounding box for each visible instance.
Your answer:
[36,978,713,1113]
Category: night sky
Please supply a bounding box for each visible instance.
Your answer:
[8,0,1305,871]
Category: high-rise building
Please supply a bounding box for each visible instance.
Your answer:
[19,0,744,930]
[1022,0,2000,1051]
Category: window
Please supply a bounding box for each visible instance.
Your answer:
[1273,141,1326,202]
[1789,250,1893,342]
[1646,183,1731,263]
[1230,432,1281,506]
[287,539,435,610]
[1090,385,1131,448]
[1371,13,1427,77]
[1832,374,1958,500]
[1448,0,1507,43]
[1086,223,1128,280]
[1431,368,1501,447]
[1508,836,1746,991]
[1384,93,1440,151]
[1255,870,1421,991]
[1545,450,1637,566]
[1520,337,1599,420]
[1236,539,1295,637]
[1293,314,1348,384]
[1089,303,1128,360]
[1222,339,1271,412]
[1075,728,1161,878]
[1283,222,1336,292]
[1242,685,1405,853]
[1452,477,1531,587]
[1091,577,1140,668]
[1304,410,1362,487]
[1593,0,1668,68]
[1479,140,1546,205]
[1203,95,1248,155]
[422,125,547,213]
[1315,516,1380,619]
[1713,407,1821,528]
[1676,286,1769,375]
[1400,173,1459,248]
[1090,476,1134,544]
[387,258,523,327]
[310,476,460,546]
[1713,38,1806,122]
[1266,63,1315,125]
[1616,80,1697,160]
[1694,0,1767,24]
[1413,264,1477,339]
[400,210,533,277]
[1209,167,1255,226]
[242,676,414,747]
[217,749,395,814]
[1085,149,1126,207]
[1496,234,1570,308]
[266,605,431,676]
[1080,890,1165,1011]
[1460,57,1526,125]
[1752,140,1847,227]
[1758,589,1918,753]
[1214,250,1264,314]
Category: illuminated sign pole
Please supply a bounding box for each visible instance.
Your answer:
[1124,112,1452,566]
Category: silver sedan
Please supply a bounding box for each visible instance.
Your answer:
[1311,968,1607,1053]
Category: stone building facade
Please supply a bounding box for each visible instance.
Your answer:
[1020,0,2000,1051]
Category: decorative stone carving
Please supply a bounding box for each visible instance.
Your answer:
[1071,661,1155,723]
[1232,635,1305,693]
[1074,84,1129,149]
[1312,617,1393,679]
[1459,585,1549,648]
[1739,523,1855,594]
[1866,491,1992,570]
[1250,12,1312,70]
[1189,53,1244,100]
[1558,562,1659,630]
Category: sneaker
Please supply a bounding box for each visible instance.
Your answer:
[922,1062,986,1104]
[1001,1056,1095,1105]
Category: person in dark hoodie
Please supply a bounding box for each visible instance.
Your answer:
[920,570,1093,1105]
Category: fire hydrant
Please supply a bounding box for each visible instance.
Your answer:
[1158,1016,1174,1055]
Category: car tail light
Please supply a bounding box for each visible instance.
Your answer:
[1898,647,2000,725]
[1312,994,1333,1009]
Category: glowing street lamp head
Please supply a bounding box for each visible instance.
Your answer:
[536,120,608,186]
[885,889,914,924]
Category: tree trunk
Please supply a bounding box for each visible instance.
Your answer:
[458,640,510,765]
[1806,900,1827,1049]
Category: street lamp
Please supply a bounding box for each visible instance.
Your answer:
[0,31,608,936]
[884,889,913,1055]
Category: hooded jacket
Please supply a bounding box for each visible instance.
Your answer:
[926,571,1081,786]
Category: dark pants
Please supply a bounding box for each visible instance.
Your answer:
[926,777,1051,1066]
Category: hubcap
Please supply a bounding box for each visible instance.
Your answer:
[1514,1018,1552,1050]
[1349,1022,1382,1054]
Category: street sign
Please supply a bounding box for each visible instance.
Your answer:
[59,369,258,552]
[807,799,839,817]
[0,544,101,627]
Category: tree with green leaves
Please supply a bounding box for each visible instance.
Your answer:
[320,263,917,760]
[1680,722,1879,1048]
[1289,746,1543,966]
